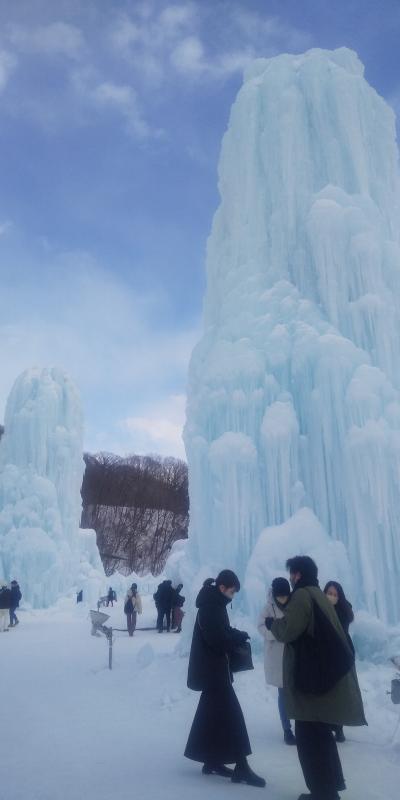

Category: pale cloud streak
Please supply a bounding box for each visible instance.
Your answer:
[0,220,12,236]
[6,21,85,59]
[91,81,155,139]
[123,394,187,458]
[0,49,17,91]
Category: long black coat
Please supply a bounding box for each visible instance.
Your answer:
[187,584,246,692]
[154,581,174,612]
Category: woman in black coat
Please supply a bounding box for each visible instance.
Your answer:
[324,580,355,743]
[185,570,265,787]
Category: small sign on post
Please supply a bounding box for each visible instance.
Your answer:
[90,610,114,670]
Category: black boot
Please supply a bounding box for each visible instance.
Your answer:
[284,729,296,745]
[335,727,346,743]
[202,763,234,778]
[232,758,266,788]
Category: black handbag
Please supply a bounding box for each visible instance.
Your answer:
[294,595,354,695]
[196,612,254,673]
[230,640,254,673]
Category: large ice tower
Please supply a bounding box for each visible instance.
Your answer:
[0,367,103,606]
[184,48,400,625]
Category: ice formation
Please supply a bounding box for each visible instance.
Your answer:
[0,367,103,606]
[184,48,400,625]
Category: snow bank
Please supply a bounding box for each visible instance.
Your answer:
[244,508,352,619]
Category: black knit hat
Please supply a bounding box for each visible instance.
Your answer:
[272,577,291,598]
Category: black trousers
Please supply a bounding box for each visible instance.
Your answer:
[295,721,345,799]
[157,607,171,631]
[185,685,251,765]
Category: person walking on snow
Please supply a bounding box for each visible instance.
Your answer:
[124,583,142,636]
[154,580,174,632]
[265,556,366,800]
[171,583,185,633]
[107,587,114,607]
[0,582,12,632]
[258,577,296,745]
[185,570,266,788]
[324,580,355,744]
[9,579,22,627]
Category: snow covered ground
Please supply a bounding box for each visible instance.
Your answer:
[1,594,399,800]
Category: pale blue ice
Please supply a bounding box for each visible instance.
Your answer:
[184,48,400,626]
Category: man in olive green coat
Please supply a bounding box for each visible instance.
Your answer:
[265,556,366,800]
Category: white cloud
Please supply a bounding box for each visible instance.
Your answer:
[0,253,199,458]
[70,66,162,139]
[92,81,152,138]
[231,8,312,53]
[123,394,187,458]
[160,4,197,33]
[170,35,206,75]
[108,1,312,86]
[110,14,140,53]
[0,220,12,236]
[7,21,84,60]
[109,6,198,86]
[0,50,17,92]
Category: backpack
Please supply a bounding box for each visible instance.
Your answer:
[124,596,134,614]
[294,593,355,695]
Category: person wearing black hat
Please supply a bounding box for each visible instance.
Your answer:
[185,569,266,788]
[258,577,296,744]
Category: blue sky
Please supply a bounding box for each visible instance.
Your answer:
[1,0,399,458]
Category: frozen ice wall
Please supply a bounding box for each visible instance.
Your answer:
[0,367,103,606]
[184,48,400,625]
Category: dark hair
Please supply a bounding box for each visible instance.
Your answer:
[286,556,318,584]
[272,577,291,598]
[324,581,354,627]
[215,570,240,591]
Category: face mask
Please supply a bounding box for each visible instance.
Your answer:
[221,587,236,600]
